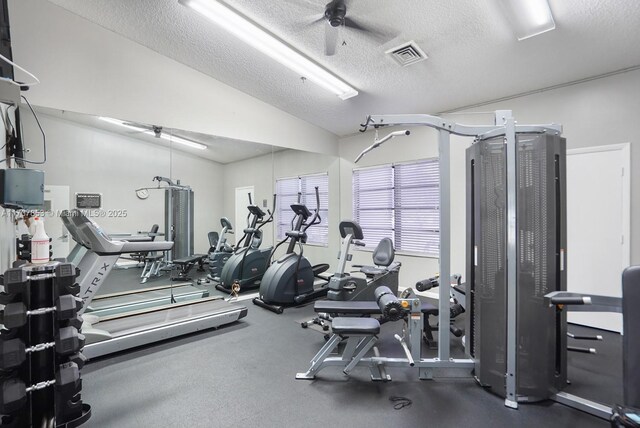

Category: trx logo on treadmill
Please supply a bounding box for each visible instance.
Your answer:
[82,262,111,303]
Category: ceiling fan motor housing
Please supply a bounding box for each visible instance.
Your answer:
[325,1,346,27]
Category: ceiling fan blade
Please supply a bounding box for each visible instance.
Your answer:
[343,16,372,32]
[343,17,396,43]
[280,0,320,12]
[324,23,338,56]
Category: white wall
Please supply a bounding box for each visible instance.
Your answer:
[222,149,341,271]
[8,0,338,155]
[338,69,640,289]
[19,112,225,254]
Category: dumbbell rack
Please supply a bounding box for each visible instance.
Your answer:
[1,261,91,427]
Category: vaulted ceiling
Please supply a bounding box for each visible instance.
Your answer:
[47,0,640,136]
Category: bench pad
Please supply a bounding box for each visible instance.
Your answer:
[332,317,380,335]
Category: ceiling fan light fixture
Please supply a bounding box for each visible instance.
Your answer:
[98,116,207,150]
[179,0,358,100]
[499,0,556,41]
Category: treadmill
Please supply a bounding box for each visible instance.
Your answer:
[61,209,248,359]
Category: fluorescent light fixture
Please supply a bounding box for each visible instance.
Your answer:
[98,116,146,132]
[98,116,207,150]
[499,0,556,40]
[157,133,207,150]
[179,0,358,100]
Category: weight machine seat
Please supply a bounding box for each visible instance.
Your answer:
[360,266,388,276]
[357,238,396,277]
[331,317,380,335]
[314,300,438,316]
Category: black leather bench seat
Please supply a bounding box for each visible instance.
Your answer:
[331,317,380,335]
[314,300,438,315]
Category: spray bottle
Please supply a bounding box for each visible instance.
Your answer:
[30,217,50,264]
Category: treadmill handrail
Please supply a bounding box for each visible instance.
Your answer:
[62,209,174,254]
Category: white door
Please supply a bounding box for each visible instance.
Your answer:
[234,186,254,246]
[43,185,71,259]
[566,144,630,332]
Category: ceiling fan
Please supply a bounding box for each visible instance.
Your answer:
[306,0,392,56]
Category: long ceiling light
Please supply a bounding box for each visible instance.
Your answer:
[499,0,556,40]
[98,117,207,150]
[178,0,358,100]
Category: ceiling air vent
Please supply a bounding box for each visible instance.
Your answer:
[385,41,428,67]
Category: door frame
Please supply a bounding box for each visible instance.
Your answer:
[567,143,630,269]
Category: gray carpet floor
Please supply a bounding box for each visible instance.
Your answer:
[79,265,617,427]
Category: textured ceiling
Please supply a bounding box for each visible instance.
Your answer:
[36,106,280,164]
[46,0,640,136]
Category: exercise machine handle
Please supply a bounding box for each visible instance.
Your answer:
[354,130,410,163]
[415,276,439,292]
[302,187,322,232]
[394,334,415,367]
[550,296,592,305]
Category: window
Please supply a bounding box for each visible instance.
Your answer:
[276,173,329,246]
[352,159,439,256]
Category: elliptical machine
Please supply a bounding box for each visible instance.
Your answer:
[217,194,275,293]
[253,186,329,314]
[207,217,234,282]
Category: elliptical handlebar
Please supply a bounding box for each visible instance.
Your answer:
[302,186,322,233]
[257,194,277,230]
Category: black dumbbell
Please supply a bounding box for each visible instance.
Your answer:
[0,377,56,414]
[56,295,83,321]
[1,269,27,295]
[55,264,80,294]
[56,327,85,356]
[0,329,85,370]
[0,303,53,328]
[56,362,81,399]
[1,296,82,328]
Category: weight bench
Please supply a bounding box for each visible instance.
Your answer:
[312,300,440,346]
[171,254,207,281]
[140,253,165,284]
[296,317,385,380]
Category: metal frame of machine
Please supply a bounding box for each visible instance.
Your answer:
[356,111,563,401]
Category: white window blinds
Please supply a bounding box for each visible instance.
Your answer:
[276,173,329,246]
[352,159,439,255]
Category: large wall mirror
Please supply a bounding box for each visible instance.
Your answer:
[17,105,341,274]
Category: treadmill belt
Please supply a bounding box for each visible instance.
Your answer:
[89,285,204,310]
[96,299,244,337]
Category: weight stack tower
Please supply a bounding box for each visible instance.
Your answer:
[1,261,91,427]
[465,132,567,402]
[165,186,194,260]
